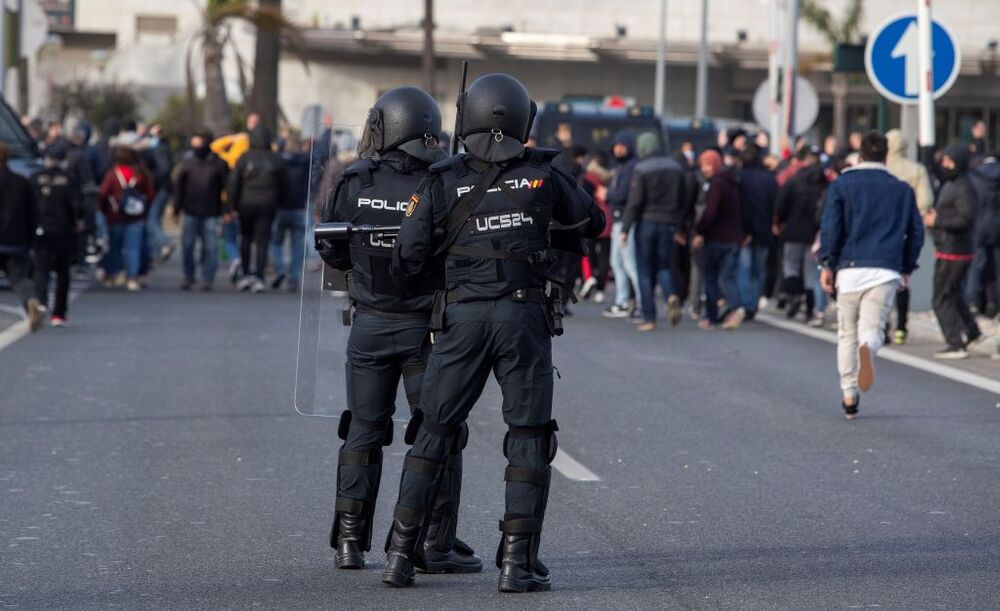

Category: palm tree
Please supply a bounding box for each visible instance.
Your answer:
[800,0,864,143]
[189,0,308,136]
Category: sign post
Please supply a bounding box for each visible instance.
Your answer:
[864,12,959,106]
[917,0,935,164]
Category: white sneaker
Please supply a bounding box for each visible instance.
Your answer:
[236,276,254,292]
[934,348,969,360]
[593,290,605,304]
[251,278,266,294]
[126,280,142,292]
[579,277,598,300]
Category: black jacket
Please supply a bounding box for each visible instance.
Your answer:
[282,150,310,210]
[968,156,1000,247]
[776,163,827,244]
[175,152,229,218]
[933,177,977,256]
[0,166,38,249]
[739,165,778,243]
[228,128,290,212]
[322,151,443,313]
[391,149,605,303]
[31,166,81,236]
[621,155,688,232]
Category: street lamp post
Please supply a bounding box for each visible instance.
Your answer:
[654,0,667,117]
[917,0,935,165]
[695,0,708,118]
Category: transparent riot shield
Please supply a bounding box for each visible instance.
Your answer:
[294,124,363,416]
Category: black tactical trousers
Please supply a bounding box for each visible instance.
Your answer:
[394,300,555,556]
[335,312,465,549]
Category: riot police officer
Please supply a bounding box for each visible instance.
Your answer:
[318,86,482,574]
[383,73,606,592]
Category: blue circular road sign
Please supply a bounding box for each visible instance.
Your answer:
[864,14,961,105]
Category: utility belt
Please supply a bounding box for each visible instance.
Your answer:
[429,285,566,338]
[351,302,431,321]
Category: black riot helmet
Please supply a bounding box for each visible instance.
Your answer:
[458,73,537,162]
[360,86,442,162]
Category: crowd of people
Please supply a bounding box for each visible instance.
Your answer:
[1,112,318,331]
[2,108,998,363]
[548,120,999,360]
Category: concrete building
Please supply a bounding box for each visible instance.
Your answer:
[27,0,1000,148]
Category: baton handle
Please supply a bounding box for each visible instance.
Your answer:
[314,222,401,246]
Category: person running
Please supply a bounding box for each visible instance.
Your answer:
[228,126,290,293]
[31,142,82,326]
[0,144,43,331]
[819,132,924,419]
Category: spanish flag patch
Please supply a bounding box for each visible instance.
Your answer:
[405,193,420,217]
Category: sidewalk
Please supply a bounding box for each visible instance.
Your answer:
[759,303,1000,386]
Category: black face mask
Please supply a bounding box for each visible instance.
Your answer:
[194,145,210,159]
[937,165,959,181]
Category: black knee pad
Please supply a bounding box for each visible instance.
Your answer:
[503,420,559,463]
[338,410,353,441]
[339,409,394,446]
[404,409,424,445]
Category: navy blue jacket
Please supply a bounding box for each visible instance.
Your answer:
[819,164,924,274]
[739,166,778,244]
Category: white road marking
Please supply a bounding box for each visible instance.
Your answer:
[758,313,1000,396]
[551,448,601,482]
[0,319,30,352]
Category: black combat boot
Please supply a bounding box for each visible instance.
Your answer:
[382,519,421,588]
[418,520,483,574]
[332,513,366,569]
[497,534,551,593]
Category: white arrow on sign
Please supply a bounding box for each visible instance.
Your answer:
[890,20,925,97]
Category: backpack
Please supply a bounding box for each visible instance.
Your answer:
[113,167,147,217]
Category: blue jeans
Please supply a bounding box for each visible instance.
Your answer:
[703,241,740,324]
[221,217,240,262]
[145,188,171,258]
[104,221,144,279]
[738,243,769,314]
[635,221,677,322]
[610,220,639,306]
[966,245,1000,308]
[182,215,220,283]
[270,208,306,283]
[812,263,828,314]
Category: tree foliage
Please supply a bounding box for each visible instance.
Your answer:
[50,81,141,129]
[800,0,865,46]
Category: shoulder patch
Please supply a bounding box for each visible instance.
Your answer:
[405,193,420,217]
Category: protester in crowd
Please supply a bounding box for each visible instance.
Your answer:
[603,131,641,320]
[98,137,155,291]
[926,145,982,359]
[173,132,229,290]
[970,119,989,159]
[65,122,102,266]
[212,113,263,283]
[776,145,827,323]
[847,130,863,156]
[270,136,309,292]
[621,132,687,331]
[966,151,1000,317]
[737,144,778,320]
[671,140,700,307]
[31,142,82,326]
[820,132,923,418]
[693,149,745,330]
[579,153,613,303]
[142,124,175,264]
[0,144,43,331]
[884,129,935,344]
[228,126,290,293]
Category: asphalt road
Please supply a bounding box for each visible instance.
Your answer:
[2,262,999,610]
